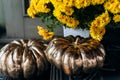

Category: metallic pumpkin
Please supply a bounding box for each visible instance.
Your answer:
[0,39,49,79]
[45,36,105,75]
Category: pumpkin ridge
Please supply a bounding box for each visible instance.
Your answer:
[12,47,22,64]
[30,48,47,72]
[6,49,22,78]
[30,46,46,63]
[22,49,36,78]
[94,47,105,68]
[62,49,72,75]
[0,44,9,56]
[11,40,23,46]
[56,46,69,69]
[0,50,10,75]
[1,44,18,76]
[52,38,71,45]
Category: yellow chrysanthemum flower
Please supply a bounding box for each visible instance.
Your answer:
[74,0,91,9]
[50,0,63,8]
[56,15,79,28]
[90,26,106,41]
[91,0,105,5]
[54,4,74,16]
[56,15,67,24]
[53,9,61,17]
[37,26,54,40]
[27,6,37,18]
[93,11,111,28]
[61,6,74,16]
[113,14,120,22]
[63,0,74,7]
[27,0,51,18]
[103,1,112,10]
[90,11,111,41]
[65,17,79,28]
[104,0,120,14]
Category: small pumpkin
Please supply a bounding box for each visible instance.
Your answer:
[0,39,49,79]
[45,36,105,75]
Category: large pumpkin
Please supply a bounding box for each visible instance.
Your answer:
[45,36,105,75]
[0,39,49,79]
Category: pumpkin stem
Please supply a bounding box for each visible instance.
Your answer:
[75,37,79,45]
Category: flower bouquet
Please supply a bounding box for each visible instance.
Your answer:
[27,0,120,41]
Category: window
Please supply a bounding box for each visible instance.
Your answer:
[22,0,30,16]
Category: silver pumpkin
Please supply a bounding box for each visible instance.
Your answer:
[0,39,48,79]
[45,36,105,75]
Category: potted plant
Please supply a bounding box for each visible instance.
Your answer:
[27,0,120,41]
